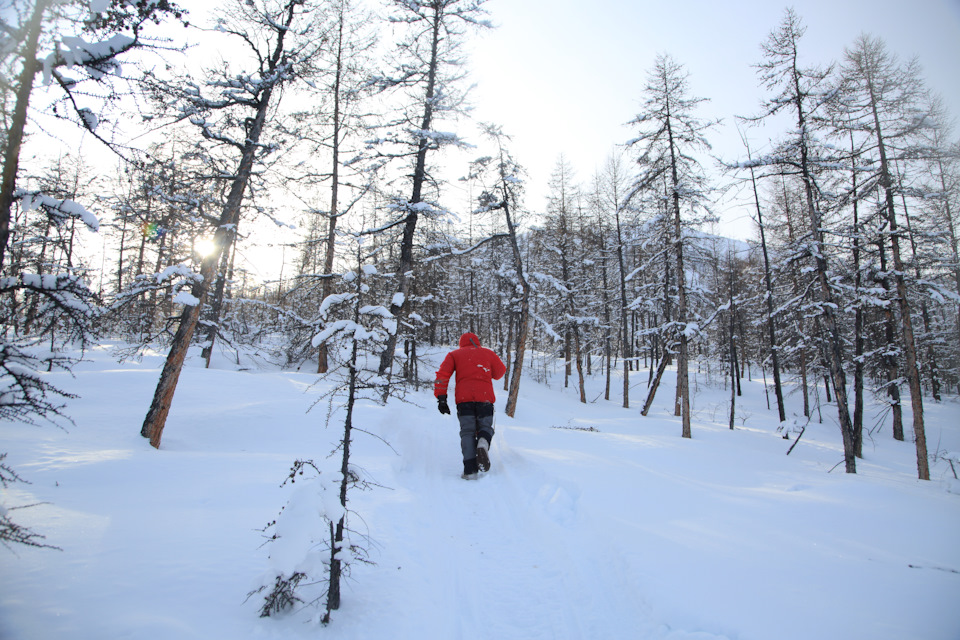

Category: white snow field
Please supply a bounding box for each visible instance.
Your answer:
[2,342,959,640]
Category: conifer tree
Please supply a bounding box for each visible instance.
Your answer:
[752,9,857,471]
[371,0,491,381]
[471,125,530,417]
[627,54,713,438]
[836,34,930,478]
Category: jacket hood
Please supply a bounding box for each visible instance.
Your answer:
[459,332,481,348]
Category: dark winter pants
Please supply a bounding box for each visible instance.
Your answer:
[457,402,495,473]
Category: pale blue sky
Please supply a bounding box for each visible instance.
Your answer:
[466,0,960,237]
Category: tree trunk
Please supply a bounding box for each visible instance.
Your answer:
[326,331,357,619]
[116,202,130,294]
[598,205,612,401]
[729,317,737,430]
[318,5,346,374]
[899,183,942,401]
[505,304,528,418]
[502,178,530,418]
[201,242,233,367]
[641,230,676,416]
[572,325,586,403]
[868,89,928,478]
[886,207,928,479]
[135,201,150,338]
[850,133,865,458]
[747,154,786,423]
[782,179,810,419]
[0,0,49,270]
[790,72,856,472]
[614,206,630,408]
[379,3,443,379]
[641,352,670,416]
[503,313,513,392]
[665,100,692,439]
[877,234,905,441]
[151,212,171,323]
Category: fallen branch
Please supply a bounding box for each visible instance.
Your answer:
[786,425,806,455]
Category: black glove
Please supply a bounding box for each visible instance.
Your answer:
[437,395,451,415]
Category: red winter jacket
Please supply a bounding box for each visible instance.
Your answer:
[434,332,507,405]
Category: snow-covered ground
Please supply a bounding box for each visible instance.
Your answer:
[2,342,959,640]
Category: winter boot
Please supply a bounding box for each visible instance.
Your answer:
[462,457,479,480]
[476,437,491,472]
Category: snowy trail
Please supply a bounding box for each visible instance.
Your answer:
[358,407,655,640]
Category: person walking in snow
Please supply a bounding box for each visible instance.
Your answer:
[435,332,507,479]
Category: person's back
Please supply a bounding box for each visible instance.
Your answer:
[434,332,506,479]
[435,332,505,404]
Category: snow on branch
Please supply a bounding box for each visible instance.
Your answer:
[360,305,394,320]
[410,129,473,150]
[312,320,358,347]
[18,191,99,232]
[562,314,602,328]
[361,305,397,336]
[311,313,392,347]
[529,272,570,295]
[920,280,960,305]
[0,339,79,429]
[532,312,562,342]
[108,264,203,313]
[319,293,358,321]
[42,34,135,85]
[385,198,450,220]
[2,273,99,319]
[423,233,509,263]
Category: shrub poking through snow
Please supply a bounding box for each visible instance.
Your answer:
[250,459,343,618]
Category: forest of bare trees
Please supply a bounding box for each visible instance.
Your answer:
[3,1,959,562]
